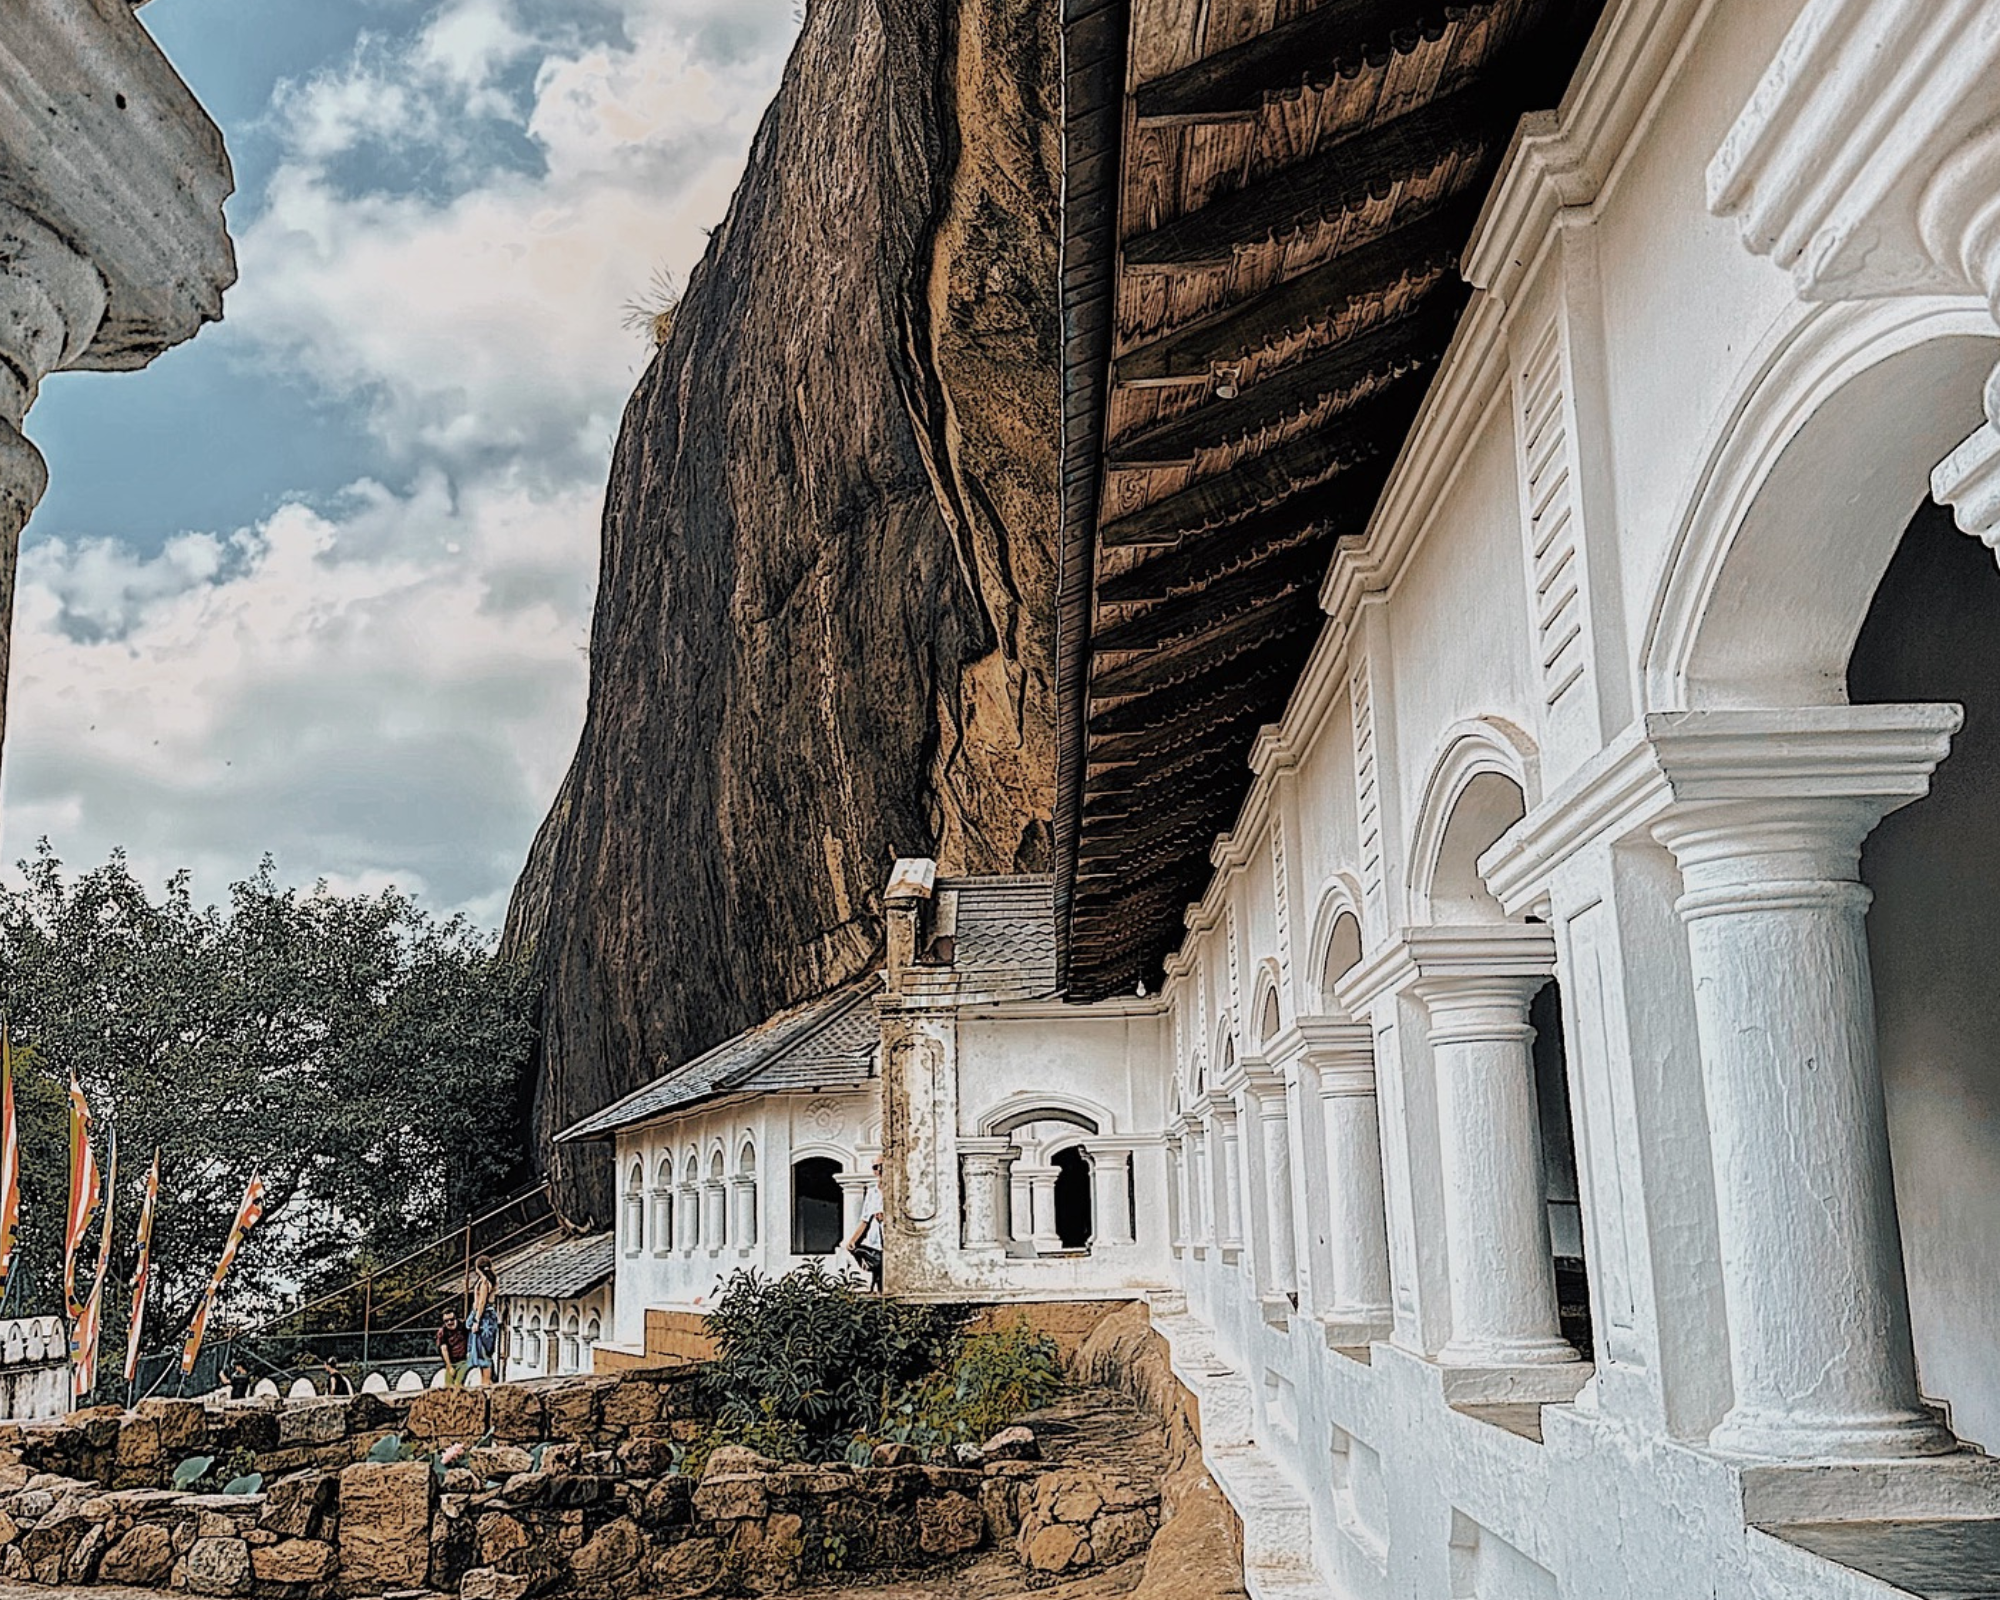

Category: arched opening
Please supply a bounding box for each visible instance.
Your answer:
[708,1148,728,1249]
[791,1158,844,1255]
[526,1312,543,1374]
[1851,497,2000,1450]
[652,1157,674,1257]
[622,1161,645,1257]
[1258,984,1281,1042]
[680,1146,700,1252]
[1052,1145,1093,1250]
[1320,911,1362,1010]
[1427,769,1526,922]
[561,1313,580,1375]
[737,1141,759,1249]
[582,1315,600,1369]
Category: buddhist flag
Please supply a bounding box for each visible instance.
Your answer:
[62,1077,101,1320]
[181,1173,265,1376]
[0,1027,20,1300]
[124,1151,160,1385]
[71,1134,117,1398]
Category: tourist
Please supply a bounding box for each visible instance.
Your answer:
[319,1354,353,1396]
[845,1159,885,1293]
[224,1356,254,1400]
[467,1254,501,1385]
[435,1308,470,1386]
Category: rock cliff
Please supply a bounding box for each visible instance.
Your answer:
[505,0,1061,1219]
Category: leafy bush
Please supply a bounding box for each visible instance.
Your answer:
[701,1263,967,1460]
[877,1319,1064,1453]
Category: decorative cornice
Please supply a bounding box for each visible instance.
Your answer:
[1334,924,1556,1013]
[1933,418,2000,553]
[1706,0,2000,303]
[1480,704,1963,914]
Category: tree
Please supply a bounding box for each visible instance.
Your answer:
[0,843,537,1376]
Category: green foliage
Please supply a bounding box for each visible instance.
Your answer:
[0,844,537,1361]
[221,1473,263,1496]
[172,1455,213,1490]
[366,1434,405,1465]
[701,1262,968,1461]
[877,1319,1064,1453]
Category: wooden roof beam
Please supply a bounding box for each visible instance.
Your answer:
[1099,479,1376,604]
[1108,295,1459,468]
[1121,77,1502,270]
[1086,631,1308,739]
[1133,1,1493,123]
[1098,366,1428,547]
[1091,542,1331,655]
[1090,591,1321,699]
[1114,198,1477,385]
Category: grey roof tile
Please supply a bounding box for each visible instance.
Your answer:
[494,1231,614,1301]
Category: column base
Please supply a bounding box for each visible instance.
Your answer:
[1711,1404,1957,1463]
[1318,1310,1392,1351]
[1438,1332,1579,1369]
[1438,1359,1593,1407]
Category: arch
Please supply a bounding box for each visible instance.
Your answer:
[1305,877,1367,1011]
[977,1091,1109,1138]
[1407,719,1537,924]
[561,1312,580,1375]
[582,1315,601,1368]
[737,1138,757,1176]
[1252,959,1283,1042]
[708,1147,725,1181]
[1643,296,1998,710]
[622,1160,646,1256]
[527,1311,544,1373]
[791,1156,844,1255]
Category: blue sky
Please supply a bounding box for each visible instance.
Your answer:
[8,0,800,927]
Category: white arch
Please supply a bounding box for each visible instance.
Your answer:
[1643,296,1997,710]
[1405,718,1537,923]
[976,1090,1112,1138]
[1304,876,1367,1014]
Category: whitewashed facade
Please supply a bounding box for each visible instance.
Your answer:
[576,1,2000,1593]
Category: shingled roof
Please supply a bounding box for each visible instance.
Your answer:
[1054,0,1607,999]
[494,1231,615,1301]
[555,980,881,1142]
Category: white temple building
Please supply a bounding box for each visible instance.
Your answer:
[563,1,2000,1595]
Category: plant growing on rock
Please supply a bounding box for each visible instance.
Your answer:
[877,1318,1064,1453]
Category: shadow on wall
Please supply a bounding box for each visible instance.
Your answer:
[1850,497,2000,1452]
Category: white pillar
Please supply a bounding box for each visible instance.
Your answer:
[1305,1023,1393,1345]
[678,1185,699,1252]
[836,1172,870,1242]
[1414,930,1576,1369]
[1165,1135,1187,1253]
[731,1177,758,1252]
[1084,1143,1135,1247]
[1186,1121,1212,1248]
[958,1139,1011,1250]
[1021,1165,1062,1253]
[702,1180,727,1254]
[1649,706,1961,1458]
[1243,1069,1297,1306]
[1210,1101,1245,1256]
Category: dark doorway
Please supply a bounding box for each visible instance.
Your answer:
[1052,1146,1093,1250]
[792,1158,844,1255]
[1531,979,1593,1362]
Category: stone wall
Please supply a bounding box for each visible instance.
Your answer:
[0,1361,1162,1597]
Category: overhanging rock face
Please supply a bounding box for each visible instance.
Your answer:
[506,0,1062,1222]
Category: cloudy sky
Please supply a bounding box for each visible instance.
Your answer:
[7,0,799,928]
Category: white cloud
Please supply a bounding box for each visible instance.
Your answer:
[3,0,801,925]
[4,471,598,926]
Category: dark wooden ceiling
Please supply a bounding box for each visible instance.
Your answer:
[1054,0,1606,1001]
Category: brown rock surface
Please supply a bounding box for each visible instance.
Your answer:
[98,1523,175,1586]
[503,0,1061,1219]
[249,1538,337,1585]
[336,1460,433,1592]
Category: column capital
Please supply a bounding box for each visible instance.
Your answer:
[956,1137,1016,1161]
[1338,924,1556,1012]
[1289,1018,1375,1093]
[1238,1062,1289,1103]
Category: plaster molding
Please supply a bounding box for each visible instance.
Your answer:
[1707,0,2000,304]
[1932,417,2000,552]
[1333,924,1556,1014]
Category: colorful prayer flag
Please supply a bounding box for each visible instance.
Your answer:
[72,1134,117,1398]
[0,1026,20,1301]
[62,1077,101,1321]
[125,1151,160,1385]
[182,1173,265,1376]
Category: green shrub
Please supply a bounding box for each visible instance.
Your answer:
[701,1262,967,1460]
[878,1319,1064,1452]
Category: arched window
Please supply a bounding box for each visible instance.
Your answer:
[1052,1145,1093,1249]
[736,1141,759,1249]
[1259,985,1281,1042]
[709,1148,728,1249]
[652,1156,675,1257]
[561,1312,580,1374]
[527,1312,544,1373]
[681,1146,700,1251]
[582,1315,600,1370]
[622,1161,645,1256]
[791,1157,843,1255]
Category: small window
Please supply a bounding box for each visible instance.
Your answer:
[792,1158,843,1255]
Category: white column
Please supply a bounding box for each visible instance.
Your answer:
[1649,707,1960,1458]
[836,1172,869,1243]
[1021,1165,1062,1253]
[958,1139,1010,1250]
[1243,1069,1297,1306]
[1165,1135,1187,1254]
[1210,1101,1245,1256]
[731,1177,757,1252]
[1414,929,1576,1369]
[1186,1120,1212,1248]
[702,1180,727,1254]
[1084,1143,1135,1247]
[1305,1023,1393,1345]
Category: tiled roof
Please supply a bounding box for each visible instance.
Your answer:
[555,979,880,1142]
[933,875,1058,1000]
[494,1231,614,1301]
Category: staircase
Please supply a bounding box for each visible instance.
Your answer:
[1145,1294,1334,1600]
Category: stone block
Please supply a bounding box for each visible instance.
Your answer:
[614,1437,676,1478]
[66,1520,108,1584]
[918,1493,984,1556]
[730,1511,806,1595]
[599,1379,661,1429]
[185,1534,253,1596]
[137,1398,212,1455]
[648,1535,723,1594]
[981,1425,1039,1462]
[485,1386,545,1443]
[260,1469,337,1541]
[277,1397,352,1448]
[115,1417,162,1473]
[336,1460,434,1594]
[100,1522,176,1585]
[466,1444,533,1482]
[543,1377,617,1440]
[461,1567,533,1600]
[1091,1507,1155,1566]
[475,1511,530,1566]
[250,1537,337,1585]
[701,1444,777,1477]
[691,1473,766,1523]
[1020,1521,1090,1574]
[636,1476,692,1531]
[871,1442,918,1467]
[408,1385,489,1442]
[569,1516,644,1586]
